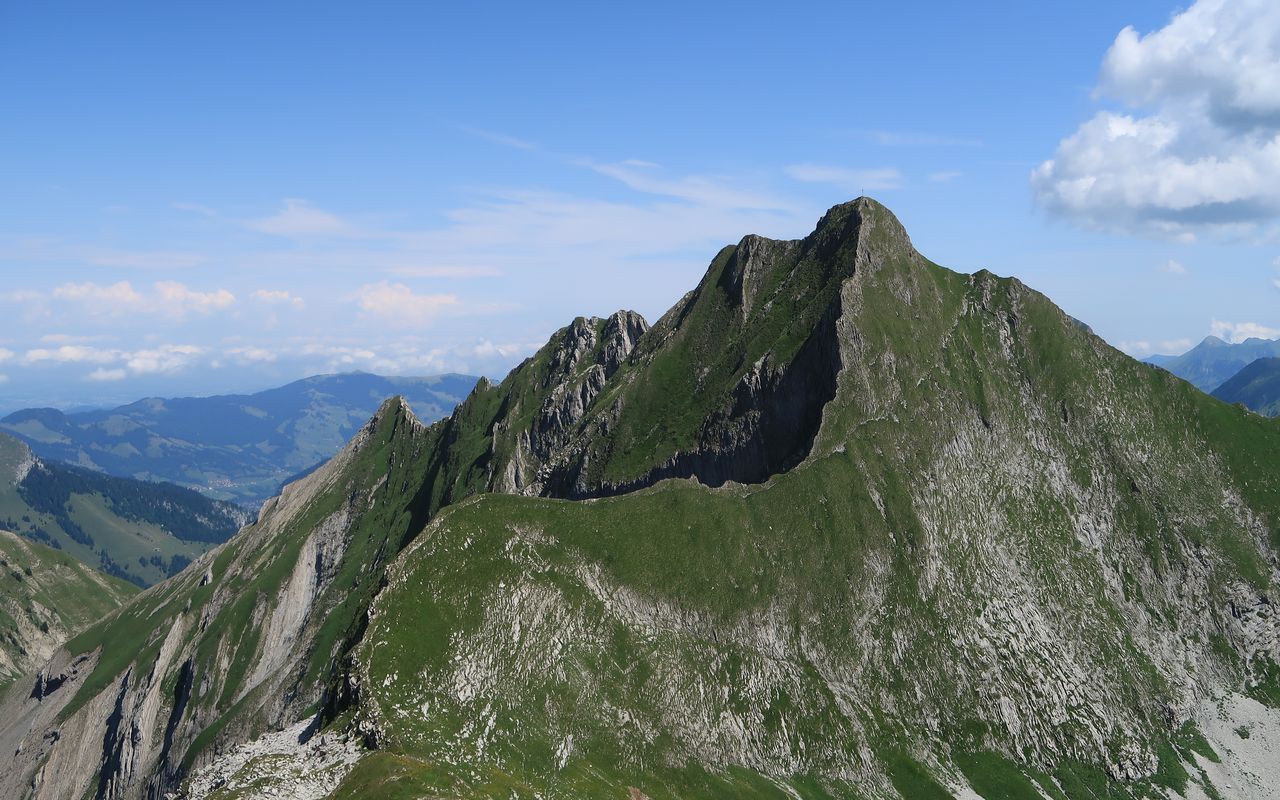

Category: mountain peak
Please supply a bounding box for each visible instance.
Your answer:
[810,196,912,249]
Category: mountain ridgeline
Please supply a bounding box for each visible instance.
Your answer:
[1148,335,1280,393]
[0,372,478,506]
[2,199,1279,800]
[1212,356,1280,417]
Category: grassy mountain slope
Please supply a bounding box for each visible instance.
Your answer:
[343,201,1280,798]
[3,199,1278,800]
[0,432,247,586]
[0,529,137,688]
[1211,356,1280,416]
[0,372,477,506]
[1148,336,1280,392]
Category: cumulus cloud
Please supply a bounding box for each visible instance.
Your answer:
[125,345,205,374]
[247,199,354,237]
[1118,337,1194,357]
[23,345,121,365]
[85,368,127,382]
[785,164,903,192]
[153,282,235,313]
[225,345,278,363]
[1159,259,1188,275]
[471,340,540,359]
[50,281,235,318]
[1033,0,1280,236]
[22,343,205,376]
[1210,319,1280,342]
[0,348,12,363]
[354,281,458,327]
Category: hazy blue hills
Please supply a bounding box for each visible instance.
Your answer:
[1147,335,1280,392]
[1211,356,1280,416]
[0,371,477,506]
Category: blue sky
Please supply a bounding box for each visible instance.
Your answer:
[3,0,1279,411]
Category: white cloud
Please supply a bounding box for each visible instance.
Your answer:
[225,345,278,363]
[85,368,127,382]
[50,281,235,318]
[247,199,354,237]
[0,348,12,363]
[785,164,904,192]
[1159,259,1188,274]
[929,171,962,183]
[23,345,121,365]
[53,280,142,308]
[125,345,205,374]
[153,281,235,313]
[22,343,204,376]
[1033,0,1280,236]
[1210,319,1280,343]
[354,281,458,327]
[251,289,305,308]
[471,340,540,359]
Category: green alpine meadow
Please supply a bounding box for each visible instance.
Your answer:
[2,199,1277,799]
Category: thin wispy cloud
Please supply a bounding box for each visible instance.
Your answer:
[354,281,459,328]
[854,130,983,147]
[460,125,540,151]
[0,237,208,270]
[588,161,788,210]
[251,289,305,308]
[785,164,904,192]
[247,199,356,237]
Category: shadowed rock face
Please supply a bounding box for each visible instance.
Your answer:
[4,198,1280,799]
[496,200,893,501]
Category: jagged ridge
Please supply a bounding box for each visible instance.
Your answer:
[2,199,1278,800]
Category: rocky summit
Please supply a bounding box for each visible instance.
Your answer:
[1,198,1278,799]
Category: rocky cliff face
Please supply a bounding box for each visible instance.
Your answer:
[0,398,437,799]
[2,199,1279,800]
[0,531,136,688]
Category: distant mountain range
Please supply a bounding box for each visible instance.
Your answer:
[0,372,477,506]
[1211,356,1280,416]
[1146,335,1280,391]
[0,432,247,586]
